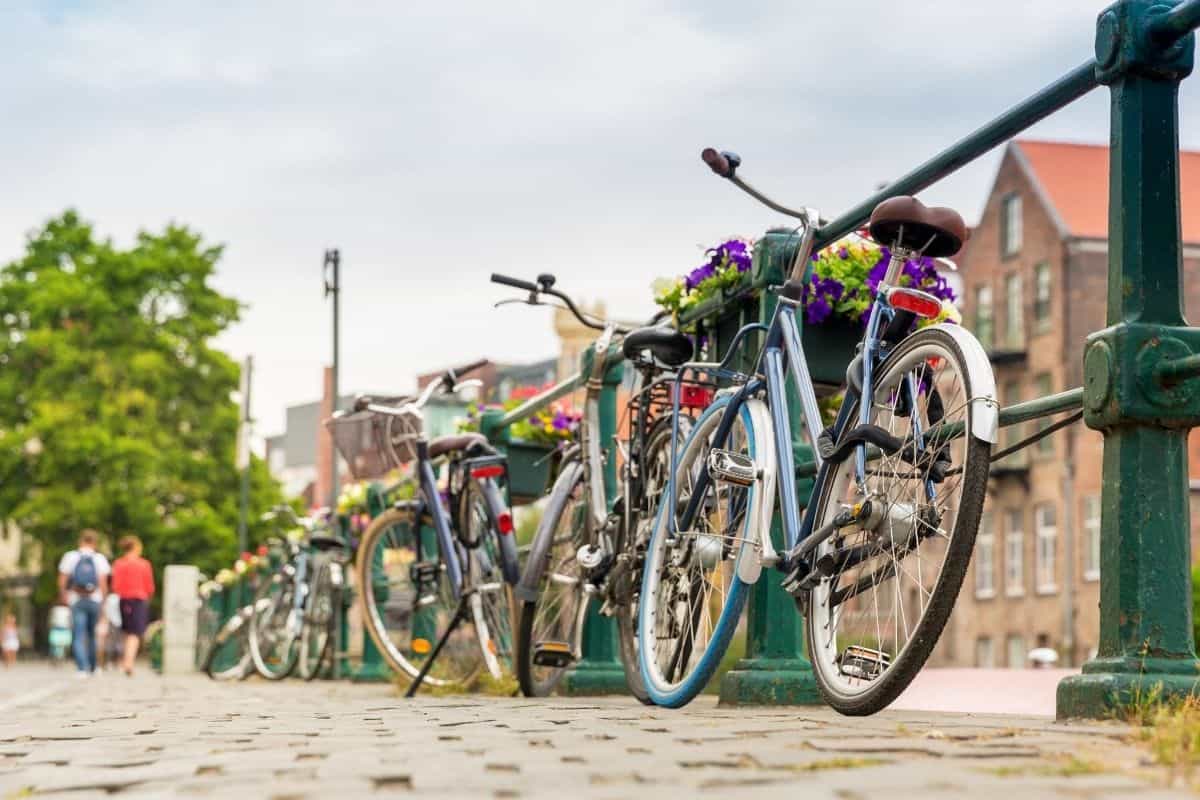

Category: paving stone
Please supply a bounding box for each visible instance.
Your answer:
[0,663,1194,798]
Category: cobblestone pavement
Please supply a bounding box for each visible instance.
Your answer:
[0,664,1193,799]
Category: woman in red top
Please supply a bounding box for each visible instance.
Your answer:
[111,535,155,676]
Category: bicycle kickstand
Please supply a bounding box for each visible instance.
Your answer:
[404,594,472,698]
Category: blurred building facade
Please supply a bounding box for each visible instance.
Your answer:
[933,139,1200,669]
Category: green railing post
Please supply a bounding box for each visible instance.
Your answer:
[563,343,628,694]
[344,483,393,682]
[719,229,821,705]
[1059,0,1200,717]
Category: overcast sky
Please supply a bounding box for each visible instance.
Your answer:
[3,1,1199,441]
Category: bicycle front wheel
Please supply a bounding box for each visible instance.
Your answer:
[638,394,762,708]
[248,572,301,680]
[202,606,254,681]
[355,506,481,688]
[515,460,587,697]
[805,325,992,716]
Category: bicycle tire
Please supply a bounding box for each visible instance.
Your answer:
[615,415,683,705]
[298,560,337,681]
[637,394,761,708]
[248,571,301,680]
[804,325,992,716]
[515,459,586,697]
[355,505,481,687]
[202,607,254,681]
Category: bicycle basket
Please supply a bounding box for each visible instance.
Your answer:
[325,400,422,479]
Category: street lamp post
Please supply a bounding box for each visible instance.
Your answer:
[323,249,341,510]
[236,355,253,556]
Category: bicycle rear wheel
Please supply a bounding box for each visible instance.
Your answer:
[355,505,481,687]
[459,480,518,684]
[805,326,991,716]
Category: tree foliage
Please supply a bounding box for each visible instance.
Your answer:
[0,211,285,598]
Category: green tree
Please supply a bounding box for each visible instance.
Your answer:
[0,210,285,600]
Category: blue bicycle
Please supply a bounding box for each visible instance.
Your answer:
[636,150,998,715]
[329,361,521,692]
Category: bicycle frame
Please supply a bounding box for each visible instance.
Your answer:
[665,245,996,578]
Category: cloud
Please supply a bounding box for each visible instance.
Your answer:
[0,0,1192,436]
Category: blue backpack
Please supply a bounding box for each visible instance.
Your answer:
[70,553,98,593]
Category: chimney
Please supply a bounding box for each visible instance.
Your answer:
[315,366,334,510]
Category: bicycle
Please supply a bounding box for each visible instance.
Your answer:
[200,599,258,681]
[248,509,349,681]
[490,273,698,699]
[329,361,521,693]
[634,148,998,715]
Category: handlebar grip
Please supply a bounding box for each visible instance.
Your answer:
[447,359,489,381]
[701,148,740,178]
[491,273,538,293]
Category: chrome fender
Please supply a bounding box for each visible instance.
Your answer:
[736,398,777,585]
[926,323,998,444]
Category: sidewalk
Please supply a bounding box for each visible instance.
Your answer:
[0,669,1191,799]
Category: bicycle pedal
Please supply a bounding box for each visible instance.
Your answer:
[707,449,758,486]
[409,560,441,585]
[532,641,575,668]
[839,645,890,681]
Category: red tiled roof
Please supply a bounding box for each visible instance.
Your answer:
[1015,139,1200,243]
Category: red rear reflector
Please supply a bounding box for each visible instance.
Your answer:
[681,384,714,409]
[497,511,514,535]
[471,464,505,479]
[887,288,941,318]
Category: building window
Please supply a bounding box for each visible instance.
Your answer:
[997,380,1026,472]
[1034,373,1054,456]
[1035,503,1058,594]
[1082,494,1101,582]
[1005,509,1024,596]
[976,637,995,668]
[1034,263,1052,332]
[1002,193,1023,257]
[1005,273,1024,349]
[974,284,994,350]
[1007,634,1027,668]
[975,511,995,598]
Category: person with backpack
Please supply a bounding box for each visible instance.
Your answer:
[57,529,111,677]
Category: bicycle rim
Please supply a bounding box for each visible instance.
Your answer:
[249,574,300,680]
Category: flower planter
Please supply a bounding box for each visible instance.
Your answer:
[503,439,559,505]
[801,317,860,389]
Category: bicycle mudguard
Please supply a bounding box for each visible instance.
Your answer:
[514,458,583,604]
[478,476,520,585]
[736,397,777,586]
[922,323,998,444]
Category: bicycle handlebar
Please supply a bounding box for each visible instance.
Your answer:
[490,273,539,293]
[701,147,738,178]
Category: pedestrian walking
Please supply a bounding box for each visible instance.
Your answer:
[1,612,18,667]
[57,529,111,678]
[111,535,154,676]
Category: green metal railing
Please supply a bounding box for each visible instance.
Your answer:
[482,0,1200,717]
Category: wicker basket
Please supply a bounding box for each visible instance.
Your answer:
[325,400,421,480]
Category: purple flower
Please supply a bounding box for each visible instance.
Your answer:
[838,247,849,260]
[806,296,832,325]
[551,411,572,431]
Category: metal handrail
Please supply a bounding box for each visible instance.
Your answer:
[492,372,583,432]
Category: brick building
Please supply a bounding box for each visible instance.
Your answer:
[937,139,1200,669]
